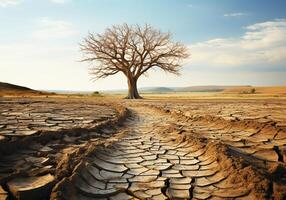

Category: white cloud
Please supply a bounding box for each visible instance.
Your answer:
[187,4,193,8]
[50,0,69,4]
[0,0,20,7]
[188,19,286,68]
[224,12,247,17]
[32,18,78,39]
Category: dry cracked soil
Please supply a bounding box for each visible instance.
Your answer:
[0,97,285,200]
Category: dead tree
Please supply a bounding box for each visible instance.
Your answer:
[80,24,189,99]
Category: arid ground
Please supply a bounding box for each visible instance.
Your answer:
[0,94,286,200]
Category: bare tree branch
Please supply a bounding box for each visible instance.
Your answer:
[80,23,190,98]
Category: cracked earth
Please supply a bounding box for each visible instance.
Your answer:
[0,98,286,200]
[60,105,253,200]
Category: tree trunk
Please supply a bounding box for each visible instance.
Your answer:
[126,77,142,99]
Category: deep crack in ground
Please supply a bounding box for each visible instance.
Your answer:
[58,106,253,200]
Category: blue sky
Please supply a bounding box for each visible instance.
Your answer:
[0,0,286,91]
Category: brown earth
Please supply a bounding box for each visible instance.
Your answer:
[0,97,285,200]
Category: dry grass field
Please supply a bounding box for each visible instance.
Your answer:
[0,89,286,200]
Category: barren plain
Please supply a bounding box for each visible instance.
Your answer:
[0,96,285,200]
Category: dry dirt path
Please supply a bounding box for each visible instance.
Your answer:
[59,106,254,200]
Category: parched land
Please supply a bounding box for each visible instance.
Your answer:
[0,97,285,200]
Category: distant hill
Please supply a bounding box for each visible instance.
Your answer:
[223,86,286,94]
[174,85,251,92]
[137,85,251,93]
[0,82,49,96]
[0,82,34,91]
[139,87,174,93]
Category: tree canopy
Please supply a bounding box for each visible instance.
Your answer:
[80,23,189,99]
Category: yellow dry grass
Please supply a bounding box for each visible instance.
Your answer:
[1,86,286,100]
